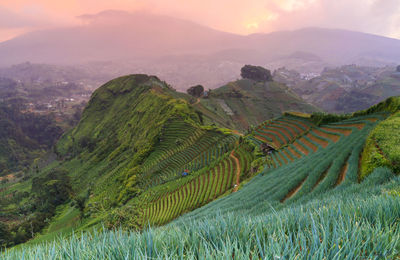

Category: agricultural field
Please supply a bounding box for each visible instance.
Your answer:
[3,153,399,259]
[183,113,384,221]
[258,114,385,171]
[1,74,399,259]
[253,115,315,149]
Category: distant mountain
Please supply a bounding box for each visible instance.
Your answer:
[246,28,400,65]
[1,11,400,90]
[274,65,400,113]
[0,10,244,65]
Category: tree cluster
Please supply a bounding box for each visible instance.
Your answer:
[241,65,273,82]
[0,168,72,247]
[187,85,204,97]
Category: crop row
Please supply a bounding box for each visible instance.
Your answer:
[143,154,239,225]
[142,135,237,188]
[142,122,206,172]
[182,115,381,221]
[254,116,315,149]
[264,118,377,169]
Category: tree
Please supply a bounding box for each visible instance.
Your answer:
[31,168,72,209]
[73,195,87,220]
[187,85,204,97]
[0,221,10,247]
[241,65,273,82]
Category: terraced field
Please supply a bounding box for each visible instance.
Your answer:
[140,120,237,188]
[180,114,385,222]
[142,144,254,225]
[254,116,315,149]
[259,115,385,170]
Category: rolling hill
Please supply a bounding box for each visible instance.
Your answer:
[190,78,319,131]
[274,65,400,113]
[1,74,399,258]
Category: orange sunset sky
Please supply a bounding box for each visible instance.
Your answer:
[1,0,400,42]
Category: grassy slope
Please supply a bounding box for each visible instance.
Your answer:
[1,74,253,244]
[3,82,400,257]
[3,167,399,258]
[189,79,319,132]
[360,110,400,178]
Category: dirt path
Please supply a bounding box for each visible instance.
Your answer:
[336,162,348,186]
[281,177,307,203]
[194,98,200,105]
[374,139,396,167]
[230,150,241,192]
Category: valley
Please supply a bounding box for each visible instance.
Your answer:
[0,7,400,258]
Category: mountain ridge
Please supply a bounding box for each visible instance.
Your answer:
[1,11,400,67]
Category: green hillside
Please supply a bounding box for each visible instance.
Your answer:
[0,103,62,177]
[1,74,400,258]
[189,79,319,131]
[278,65,400,114]
[0,75,257,246]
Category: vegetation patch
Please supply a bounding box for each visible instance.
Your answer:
[360,111,400,179]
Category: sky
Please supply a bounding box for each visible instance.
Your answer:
[1,0,400,42]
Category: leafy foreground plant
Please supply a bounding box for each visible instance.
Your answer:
[3,168,399,259]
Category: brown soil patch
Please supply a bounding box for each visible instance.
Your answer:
[261,128,287,146]
[290,119,313,131]
[273,122,298,136]
[232,130,244,136]
[306,132,329,148]
[254,134,269,143]
[287,145,302,158]
[277,152,288,164]
[313,129,340,143]
[336,162,349,186]
[256,132,281,147]
[312,165,331,190]
[321,127,353,136]
[226,156,233,189]
[0,174,16,182]
[365,118,379,122]
[276,120,304,135]
[293,141,309,156]
[299,137,318,152]
[275,153,283,166]
[231,151,241,192]
[269,155,277,168]
[374,139,396,168]
[283,149,294,162]
[281,177,307,203]
[357,152,363,182]
[334,123,365,130]
[269,125,293,141]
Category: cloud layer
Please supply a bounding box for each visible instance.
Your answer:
[0,0,399,41]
